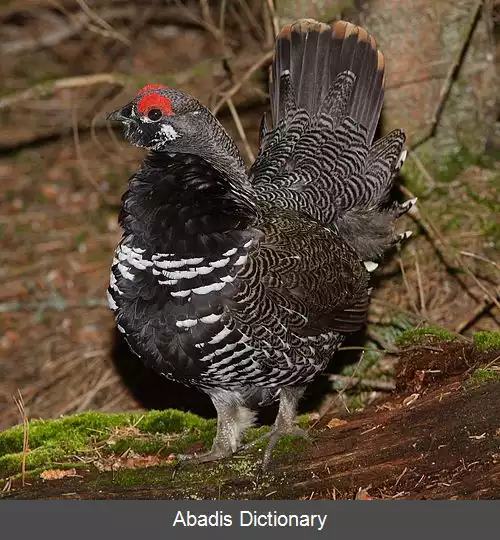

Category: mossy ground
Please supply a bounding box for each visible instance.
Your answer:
[0,410,215,481]
[473,331,500,352]
[466,368,500,388]
[397,326,457,346]
[397,327,500,355]
[0,409,311,488]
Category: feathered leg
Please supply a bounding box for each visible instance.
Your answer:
[178,391,255,462]
[242,386,308,470]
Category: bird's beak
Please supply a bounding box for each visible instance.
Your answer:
[106,107,128,123]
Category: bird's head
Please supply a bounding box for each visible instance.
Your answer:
[107,84,209,151]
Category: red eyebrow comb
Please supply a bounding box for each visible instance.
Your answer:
[136,85,173,116]
[137,84,168,96]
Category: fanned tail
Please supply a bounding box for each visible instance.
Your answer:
[270,19,385,144]
[252,19,413,261]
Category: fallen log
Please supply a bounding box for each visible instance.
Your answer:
[1,336,499,500]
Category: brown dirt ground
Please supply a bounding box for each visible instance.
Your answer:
[1,1,499,437]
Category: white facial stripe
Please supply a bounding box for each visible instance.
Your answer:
[150,123,180,150]
[160,124,179,140]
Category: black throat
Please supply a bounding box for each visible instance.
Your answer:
[119,151,258,255]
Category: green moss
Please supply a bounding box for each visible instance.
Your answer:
[273,434,309,457]
[111,467,172,488]
[473,331,500,352]
[96,456,246,491]
[400,142,477,197]
[0,410,215,478]
[225,457,259,477]
[480,147,500,168]
[107,438,167,455]
[467,369,500,388]
[137,409,209,434]
[0,409,312,482]
[1,412,125,456]
[397,326,456,346]
[243,425,269,446]
[346,393,371,412]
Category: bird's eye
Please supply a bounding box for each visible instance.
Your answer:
[147,108,163,121]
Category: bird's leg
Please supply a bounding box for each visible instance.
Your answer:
[261,386,308,469]
[177,392,255,463]
[241,386,308,469]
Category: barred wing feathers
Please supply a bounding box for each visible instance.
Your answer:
[234,206,370,339]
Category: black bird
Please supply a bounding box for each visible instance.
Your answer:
[107,19,413,468]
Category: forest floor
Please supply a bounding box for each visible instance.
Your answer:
[1,332,499,499]
[0,0,499,499]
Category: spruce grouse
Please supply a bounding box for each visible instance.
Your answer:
[107,19,413,468]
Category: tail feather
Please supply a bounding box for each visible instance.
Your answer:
[253,19,411,261]
[270,19,385,144]
[318,71,356,124]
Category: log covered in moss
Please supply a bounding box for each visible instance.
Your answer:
[1,334,499,500]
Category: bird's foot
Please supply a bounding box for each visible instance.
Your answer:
[175,441,235,464]
[241,424,309,471]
